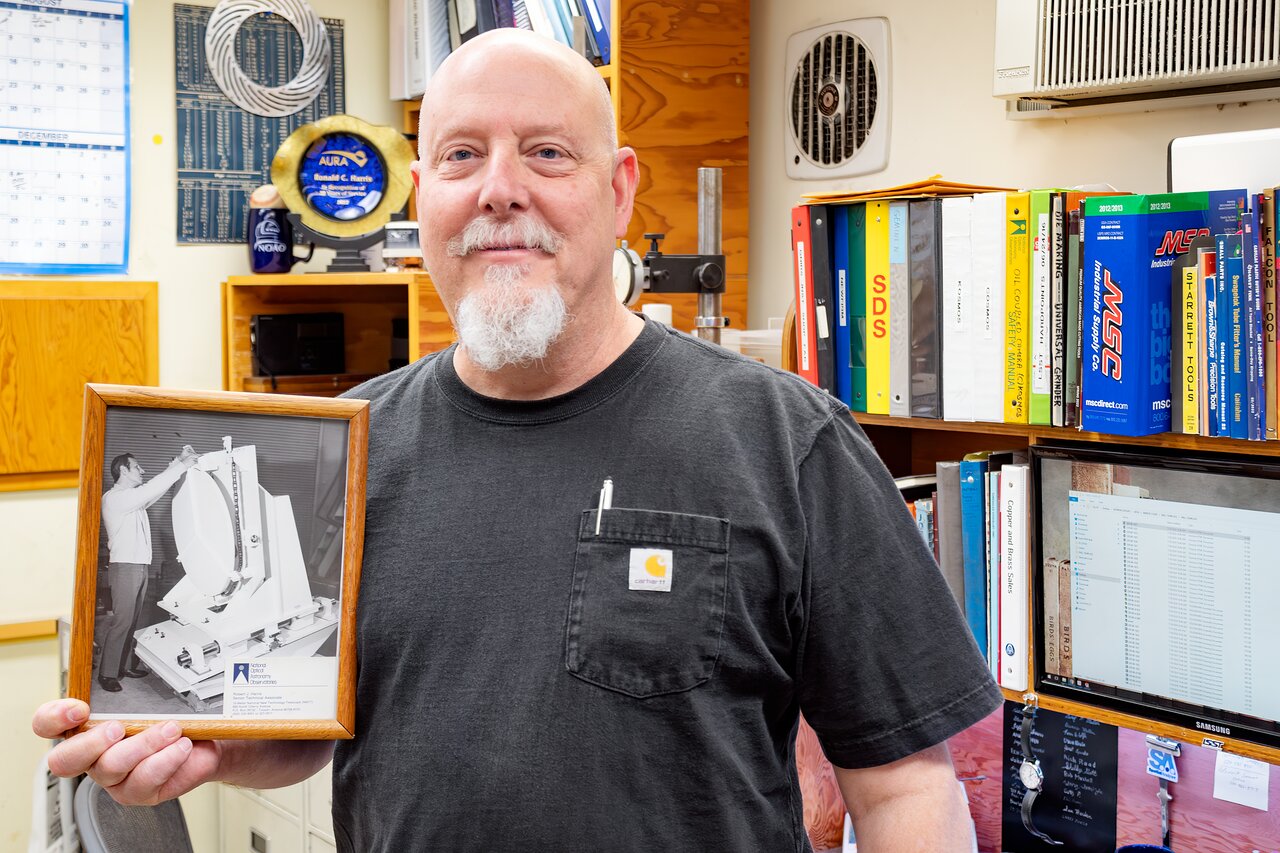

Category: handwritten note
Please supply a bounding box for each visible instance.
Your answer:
[1213,752,1270,811]
[1057,716,1110,829]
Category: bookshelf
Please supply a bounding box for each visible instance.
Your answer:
[782,322,1280,765]
[220,273,454,395]
[399,0,750,335]
[870,420,1279,765]
[856,413,1280,476]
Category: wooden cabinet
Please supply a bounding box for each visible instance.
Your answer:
[0,280,158,491]
[221,273,454,395]
[399,0,750,335]
[851,411,1280,764]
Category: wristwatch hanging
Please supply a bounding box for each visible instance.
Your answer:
[1019,703,1063,846]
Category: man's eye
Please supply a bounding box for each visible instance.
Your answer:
[535,148,562,160]
[446,150,473,162]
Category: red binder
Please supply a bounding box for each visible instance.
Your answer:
[790,205,819,386]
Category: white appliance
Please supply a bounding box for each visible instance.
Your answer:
[133,437,339,708]
[1168,127,1280,195]
[783,18,891,180]
[28,755,77,853]
[994,0,1280,118]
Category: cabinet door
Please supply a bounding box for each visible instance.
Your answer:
[221,787,304,853]
[308,834,337,853]
[305,762,334,839]
[253,782,305,820]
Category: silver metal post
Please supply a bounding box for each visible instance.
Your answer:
[695,167,723,344]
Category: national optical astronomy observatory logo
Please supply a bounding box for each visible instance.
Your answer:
[231,662,280,686]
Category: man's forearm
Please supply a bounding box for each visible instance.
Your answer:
[844,779,972,852]
[834,743,973,853]
[213,739,334,790]
[110,464,186,513]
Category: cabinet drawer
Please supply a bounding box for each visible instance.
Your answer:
[252,781,305,818]
[222,787,303,853]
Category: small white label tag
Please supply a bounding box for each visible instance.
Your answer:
[224,657,337,719]
[629,548,673,592]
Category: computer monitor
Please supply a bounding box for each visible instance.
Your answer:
[1031,442,1280,751]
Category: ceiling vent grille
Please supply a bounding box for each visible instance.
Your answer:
[784,19,890,180]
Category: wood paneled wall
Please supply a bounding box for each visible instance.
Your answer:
[617,0,750,332]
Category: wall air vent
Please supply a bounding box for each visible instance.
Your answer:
[784,18,890,180]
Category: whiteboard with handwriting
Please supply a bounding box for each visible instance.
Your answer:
[0,0,129,274]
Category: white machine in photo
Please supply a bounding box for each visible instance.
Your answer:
[133,437,339,709]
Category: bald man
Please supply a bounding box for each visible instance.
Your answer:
[35,30,1000,851]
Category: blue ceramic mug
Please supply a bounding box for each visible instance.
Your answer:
[248,186,314,274]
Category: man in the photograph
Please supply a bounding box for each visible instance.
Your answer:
[96,446,197,692]
[35,30,1000,850]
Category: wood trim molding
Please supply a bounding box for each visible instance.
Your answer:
[0,619,59,644]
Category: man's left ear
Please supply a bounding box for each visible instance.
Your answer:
[612,147,639,239]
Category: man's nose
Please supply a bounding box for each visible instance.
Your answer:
[476,149,530,216]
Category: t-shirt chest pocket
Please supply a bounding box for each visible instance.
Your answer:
[565,508,730,698]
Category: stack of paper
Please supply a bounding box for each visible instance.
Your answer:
[800,175,1016,205]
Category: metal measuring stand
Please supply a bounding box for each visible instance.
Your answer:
[613,168,728,342]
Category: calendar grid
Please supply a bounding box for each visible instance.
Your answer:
[0,0,129,274]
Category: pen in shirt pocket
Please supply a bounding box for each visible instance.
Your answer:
[595,477,613,535]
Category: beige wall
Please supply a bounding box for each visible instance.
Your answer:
[6,0,1279,847]
[748,0,1280,327]
[0,2,393,850]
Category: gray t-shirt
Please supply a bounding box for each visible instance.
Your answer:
[332,318,1000,852]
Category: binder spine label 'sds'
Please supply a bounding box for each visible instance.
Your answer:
[1082,193,1213,436]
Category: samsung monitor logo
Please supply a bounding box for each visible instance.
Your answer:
[1194,721,1231,735]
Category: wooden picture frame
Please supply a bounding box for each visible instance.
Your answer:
[70,384,368,740]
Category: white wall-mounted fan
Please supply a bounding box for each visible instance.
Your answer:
[784,18,890,180]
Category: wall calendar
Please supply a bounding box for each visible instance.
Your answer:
[0,0,129,274]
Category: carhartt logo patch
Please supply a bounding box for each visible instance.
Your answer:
[629,548,673,592]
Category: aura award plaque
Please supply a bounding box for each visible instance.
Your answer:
[271,114,415,270]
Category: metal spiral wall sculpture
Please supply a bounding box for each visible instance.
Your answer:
[205,0,331,118]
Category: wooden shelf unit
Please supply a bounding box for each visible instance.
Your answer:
[221,273,454,393]
[851,411,1280,765]
[397,0,750,336]
[854,412,1280,478]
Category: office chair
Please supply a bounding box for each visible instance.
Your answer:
[73,776,195,853]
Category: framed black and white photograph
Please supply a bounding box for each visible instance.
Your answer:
[69,385,367,739]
